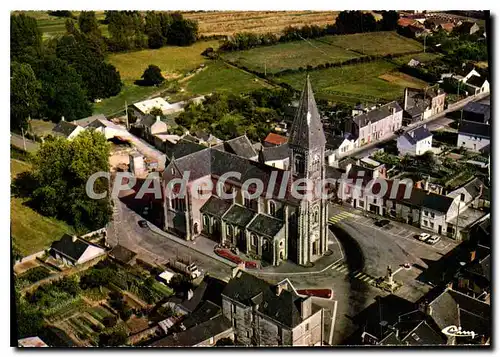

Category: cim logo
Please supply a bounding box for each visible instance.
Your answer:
[441,325,477,339]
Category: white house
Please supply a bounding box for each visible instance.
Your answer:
[457,121,490,152]
[50,234,105,266]
[132,97,178,116]
[397,125,433,156]
[51,119,85,140]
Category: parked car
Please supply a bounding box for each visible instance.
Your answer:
[418,233,431,241]
[375,219,390,227]
[297,289,333,300]
[426,235,441,245]
[169,259,201,279]
[138,220,148,228]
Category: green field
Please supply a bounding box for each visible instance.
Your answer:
[317,31,423,56]
[221,40,361,74]
[108,40,220,81]
[278,60,427,103]
[11,159,74,256]
[392,52,442,66]
[185,61,273,96]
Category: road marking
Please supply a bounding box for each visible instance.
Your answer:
[354,272,363,278]
[331,263,342,270]
[362,276,371,282]
[338,267,348,273]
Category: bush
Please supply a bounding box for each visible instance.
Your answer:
[139,65,164,86]
[102,315,117,328]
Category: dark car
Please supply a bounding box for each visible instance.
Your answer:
[395,128,405,135]
[375,219,390,227]
[138,220,148,228]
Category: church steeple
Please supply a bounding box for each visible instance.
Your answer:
[288,75,326,151]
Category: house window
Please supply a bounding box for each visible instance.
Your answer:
[269,201,276,217]
[252,234,258,246]
[244,197,252,209]
[305,323,310,331]
[233,318,237,327]
[232,305,237,314]
[171,167,175,175]
[198,185,204,196]
[430,222,434,229]
[203,215,210,230]
[171,198,185,211]
[373,198,377,204]
[247,331,251,338]
[431,212,435,218]
[423,220,428,226]
[424,211,428,216]
[460,193,465,202]
[227,225,233,238]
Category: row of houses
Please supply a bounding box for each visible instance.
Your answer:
[398,13,484,37]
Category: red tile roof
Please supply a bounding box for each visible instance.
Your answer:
[398,18,417,27]
[264,133,288,146]
[440,23,455,32]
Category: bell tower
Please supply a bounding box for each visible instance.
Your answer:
[288,76,328,265]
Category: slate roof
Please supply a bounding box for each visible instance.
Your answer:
[380,321,445,346]
[223,135,257,159]
[326,166,345,180]
[260,144,289,162]
[459,121,490,138]
[222,271,314,328]
[463,177,486,199]
[51,234,90,262]
[463,102,490,123]
[325,134,346,150]
[247,213,285,238]
[150,315,232,347]
[352,101,402,128]
[200,196,232,218]
[140,114,163,128]
[52,121,79,138]
[73,114,107,127]
[464,254,491,283]
[405,102,428,118]
[165,139,208,160]
[288,75,326,150]
[181,300,222,329]
[467,75,487,88]
[264,133,288,146]
[222,204,256,227]
[403,125,432,145]
[428,288,490,340]
[400,187,454,214]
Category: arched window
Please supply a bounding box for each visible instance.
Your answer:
[203,215,210,229]
[251,234,258,246]
[313,207,320,225]
[294,154,305,174]
[269,201,276,217]
[226,225,233,238]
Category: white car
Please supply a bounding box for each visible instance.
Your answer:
[418,233,431,241]
[426,235,441,245]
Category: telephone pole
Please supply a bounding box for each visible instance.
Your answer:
[21,127,26,151]
[125,101,129,129]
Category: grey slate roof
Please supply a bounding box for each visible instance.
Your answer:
[260,144,289,162]
[222,204,256,227]
[463,177,486,199]
[353,101,402,128]
[52,121,79,138]
[73,114,106,127]
[165,139,207,160]
[247,213,285,238]
[200,196,232,218]
[288,76,326,150]
[467,75,486,88]
[465,254,490,283]
[325,134,346,150]
[404,125,432,145]
[51,234,89,262]
[181,300,221,329]
[222,271,313,328]
[400,187,454,214]
[223,135,257,159]
[463,102,490,123]
[150,315,232,347]
[459,121,490,138]
[140,114,160,128]
[326,166,345,180]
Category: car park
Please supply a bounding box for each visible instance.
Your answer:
[418,233,431,241]
[426,235,441,245]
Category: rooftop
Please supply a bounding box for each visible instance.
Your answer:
[52,121,79,138]
[352,101,402,128]
[222,204,256,227]
[264,132,288,146]
[459,121,490,138]
[200,196,233,218]
[247,213,285,238]
[403,125,432,145]
[133,97,173,115]
[51,234,91,262]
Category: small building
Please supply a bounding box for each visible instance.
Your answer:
[457,121,490,152]
[397,125,433,156]
[462,102,490,124]
[51,119,85,140]
[263,132,288,147]
[258,144,289,169]
[129,151,146,176]
[50,234,105,266]
[403,87,446,124]
[464,75,490,95]
[456,21,481,35]
[132,97,179,116]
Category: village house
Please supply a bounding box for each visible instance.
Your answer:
[324,134,356,166]
[51,118,85,140]
[461,102,490,124]
[453,246,490,302]
[397,125,433,156]
[135,115,169,143]
[263,132,288,147]
[50,234,105,266]
[344,101,403,147]
[221,269,325,346]
[457,121,490,152]
[452,69,490,95]
[456,21,481,35]
[402,87,446,124]
[162,76,330,267]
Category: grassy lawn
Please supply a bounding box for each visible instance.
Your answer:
[11,159,74,256]
[278,60,427,103]
[29,119,55,136]
[107,40,220,81]
[221,40,361,74]
[185,61,273,96]
[318,31,423,56]
[392,52,442,66]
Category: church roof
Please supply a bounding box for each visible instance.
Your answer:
[288,76,326,150]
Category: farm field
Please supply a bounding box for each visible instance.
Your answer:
[184,61,273,96]
[11,159,75,256]
[277,60,427,104]
[317,31,423,56]
[221,40,361,74]
[392,52,442,66]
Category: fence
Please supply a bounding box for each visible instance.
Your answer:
[81,227,107,239]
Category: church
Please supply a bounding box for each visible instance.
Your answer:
[161,76,329,266]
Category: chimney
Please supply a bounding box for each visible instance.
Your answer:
[186,289,194,300]
[61,116,65,122]
[72,235,78,243]
[404,88,409,110]
[300,297,312,320]
[275,284,283,296]
[156,115,161,122]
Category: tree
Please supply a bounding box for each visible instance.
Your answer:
[140,65,164,86]
[11,13,42,61]
[29,130,111,231]
[33,56,92,122]
[48,11,74,18]
[98,330,128,347]
[169,274,193,295]
[11,62,41,130]
[78,11,100,35]
[379,10,399,31]
[215,337,235,346]
[167,16,198,46]
[149,107,164,117]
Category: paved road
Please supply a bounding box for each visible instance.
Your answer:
[10,133,39,152]
[344,94,489,159]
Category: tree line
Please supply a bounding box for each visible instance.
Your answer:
[219,10,399,52]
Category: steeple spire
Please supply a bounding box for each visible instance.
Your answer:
[288,75,326,150]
